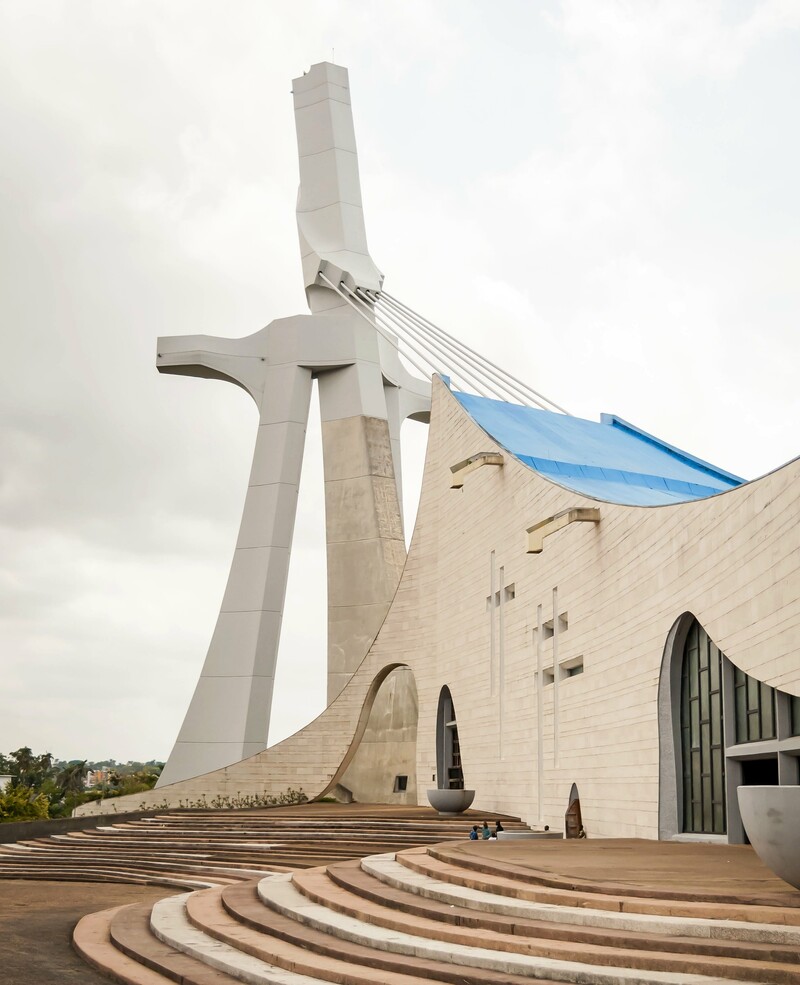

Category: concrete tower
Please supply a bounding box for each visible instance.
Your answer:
[156,63,429,788]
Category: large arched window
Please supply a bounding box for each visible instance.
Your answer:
[662,615,799,842]
[680,621,726,834]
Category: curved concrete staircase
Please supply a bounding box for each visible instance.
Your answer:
[73,837,800,985]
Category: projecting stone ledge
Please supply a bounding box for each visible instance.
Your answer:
[449,452,504,488]
[526,507,601,554]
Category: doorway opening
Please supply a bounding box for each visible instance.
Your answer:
[565,782,584,838]
[435,685,464,790]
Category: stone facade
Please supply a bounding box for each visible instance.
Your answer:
[77,377,800,842]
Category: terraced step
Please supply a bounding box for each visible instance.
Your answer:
[187,885,506,985]
[362,851,800,946]
[64,808,800,985]
[283,864,800,983]
[258,871,746,985]
[73,905,187,985]
[430,839,800,907]
[1,803,516,888]
[400,845,800,924]
[331,857,800,962]
[109,902,242,983]
[220,880,564,985]
[70,824,800,985]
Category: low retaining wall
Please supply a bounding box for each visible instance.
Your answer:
[0,809,159,844]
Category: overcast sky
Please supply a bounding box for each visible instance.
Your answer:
[2,1,799,763]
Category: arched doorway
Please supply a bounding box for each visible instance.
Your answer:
[565,782,584,838]
[435,685,464,789]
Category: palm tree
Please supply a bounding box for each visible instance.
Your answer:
[56,761,87,796]
[10,747,53,788]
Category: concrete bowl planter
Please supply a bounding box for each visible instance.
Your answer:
[737,785,800,890]
[426,789,475,815]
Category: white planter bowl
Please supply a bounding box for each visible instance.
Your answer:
[426,789,475,815]
[737,785,800,890]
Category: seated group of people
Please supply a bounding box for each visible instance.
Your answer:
[469,820,504,840]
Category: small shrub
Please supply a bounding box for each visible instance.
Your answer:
[123,787,308,813]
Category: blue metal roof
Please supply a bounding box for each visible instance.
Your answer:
[452,390,744,506]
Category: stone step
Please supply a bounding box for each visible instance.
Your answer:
[73,904,180,985]
[130,818,517,829]
[362,851,800,947]
[399,847,800,925]
[0,863,215,889]
[133,811,522,825]
[189,881,506,985]
[0,845,377,877]
[289,864,800,984]
[257,871,745,985]
[0,807,505,893]
[5,839,383,860]
[109,902,244,983]
[55,826,482,840]
[429,841,800,910]
[2,843,273,869]
[64,817,800,985]
[330,856,800,963]
[25,836,460,858]
[221,879,566,985]
[0,853,248,881]
[0,844,281,874]
[150,891,375,984]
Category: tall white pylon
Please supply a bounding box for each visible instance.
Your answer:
[156,63,430,788]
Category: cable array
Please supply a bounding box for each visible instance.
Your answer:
[318,273,570,415]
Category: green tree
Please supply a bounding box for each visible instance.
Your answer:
[8,747,53,788]
[0,785,50,822]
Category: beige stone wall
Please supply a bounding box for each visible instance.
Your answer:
[78,378,800,838]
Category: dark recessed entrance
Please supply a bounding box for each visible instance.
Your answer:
[436,685,464,790]
[565,782,583,838]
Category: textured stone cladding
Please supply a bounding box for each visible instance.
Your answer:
[77,378,800,836]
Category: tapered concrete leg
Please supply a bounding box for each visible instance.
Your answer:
[158,365,313,786]
[320,412,406,703]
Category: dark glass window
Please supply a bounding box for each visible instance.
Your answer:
[791,694,800,737]
[733,665,777,743]
[681,621,726,834]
